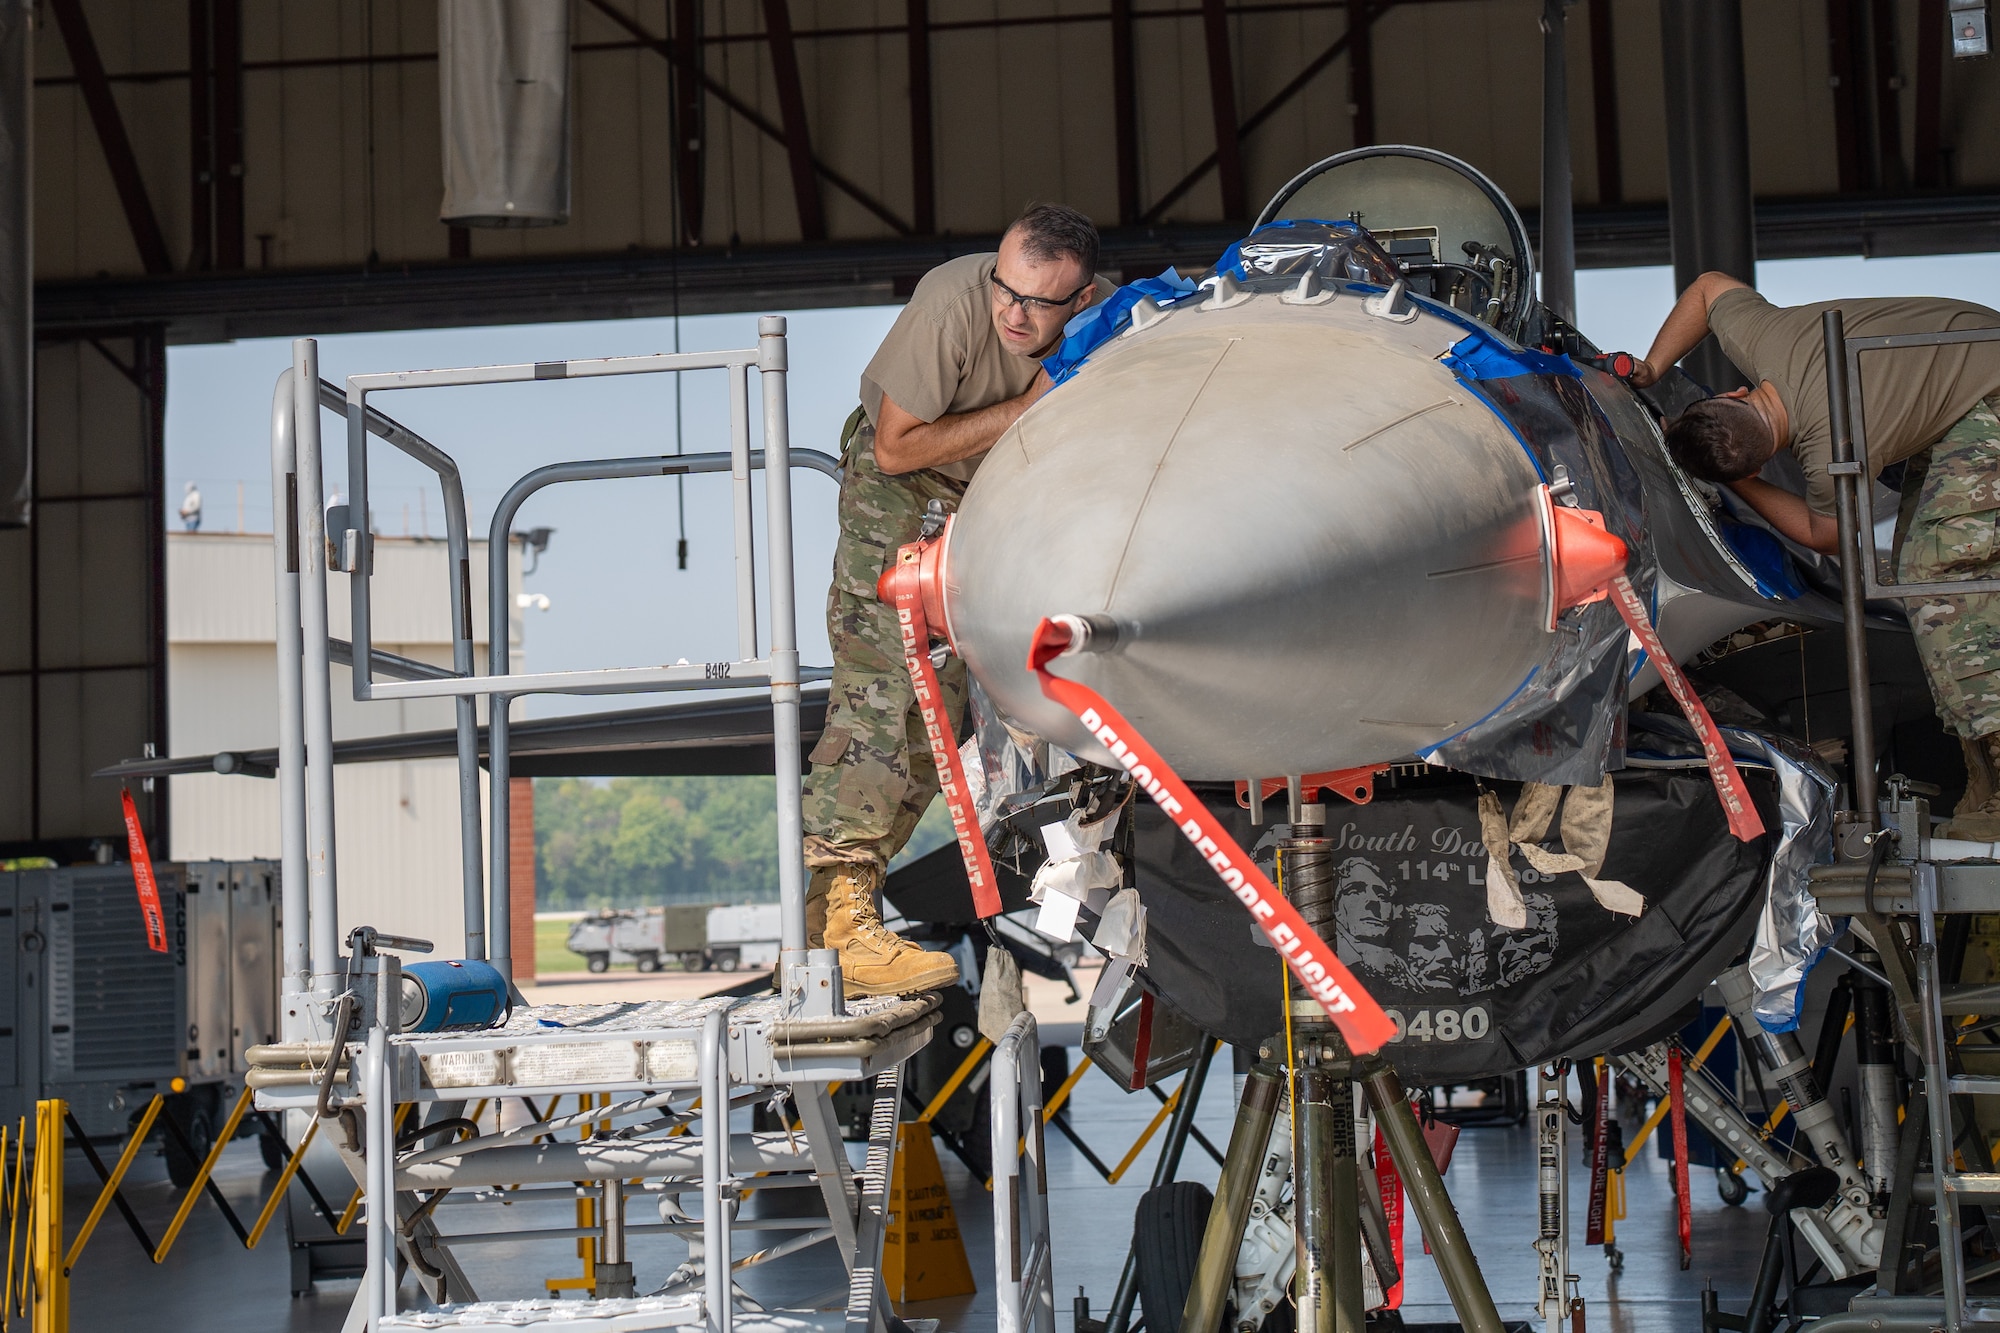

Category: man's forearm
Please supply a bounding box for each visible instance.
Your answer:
[1729,478,1840,555]
[1643,285,1717,378]
[1639,271,1748,384]
[874,385,1037,474]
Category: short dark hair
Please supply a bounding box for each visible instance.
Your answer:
[1006,203,1100,279]
[1664,397,1771,483]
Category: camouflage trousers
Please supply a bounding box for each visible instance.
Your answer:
[1899,392,2000,738]
[800,414,969,876]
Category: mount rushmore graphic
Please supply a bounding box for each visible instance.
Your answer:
[1257,817,1562,999]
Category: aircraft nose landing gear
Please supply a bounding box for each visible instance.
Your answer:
[1175,801,1507,1333]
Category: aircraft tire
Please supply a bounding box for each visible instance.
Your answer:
[162,1094,217,1191]
[1134,1179,1219,1333]
[258,1124,287,1172]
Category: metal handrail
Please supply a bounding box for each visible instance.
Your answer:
[992,1012,1055,1333]
[317,375,489,962]
[1844,325,2000,600]
[1826,318,2000,828]
[277,319,821,987]
[277,363,492,981]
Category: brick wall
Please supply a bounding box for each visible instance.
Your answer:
[509,777,537,981]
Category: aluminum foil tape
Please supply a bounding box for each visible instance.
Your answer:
[1628,712,1836,1032]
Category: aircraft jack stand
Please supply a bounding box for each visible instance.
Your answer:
[1178,804,1507,1333]
[1174,1046,1507,1333]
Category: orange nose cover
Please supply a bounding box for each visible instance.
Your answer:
[876,513,956,646]
[1549,502,1628,612]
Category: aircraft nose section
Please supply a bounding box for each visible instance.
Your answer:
[939,302,1558,779]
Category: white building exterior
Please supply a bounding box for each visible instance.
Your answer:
[167,530,522,955]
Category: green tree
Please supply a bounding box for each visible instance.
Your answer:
[533,775,960,911]
[535,776,779,909]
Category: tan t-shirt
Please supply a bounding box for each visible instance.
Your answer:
[859,252,1111,483]
[1710,288,2000,514]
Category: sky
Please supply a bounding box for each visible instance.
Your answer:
[165,250,2000,719]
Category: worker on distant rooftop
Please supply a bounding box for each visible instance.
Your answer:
[801,203,1112,995]
[1633,273,2000,836]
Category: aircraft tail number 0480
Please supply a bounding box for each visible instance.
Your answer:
[1382,1005,1493,1044]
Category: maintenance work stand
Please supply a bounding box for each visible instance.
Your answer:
[244,319,969,1332]
[1793,312,2000,1333]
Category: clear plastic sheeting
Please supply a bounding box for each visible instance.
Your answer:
[1626,711,1838,1033]
[1426,363,1657,786]
[1212,219,1402,285]
[961,676,1075,830]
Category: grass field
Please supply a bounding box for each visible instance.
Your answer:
[535,917,593,974]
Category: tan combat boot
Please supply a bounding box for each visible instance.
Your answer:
[1947,733,2000,841]
[772,872,834,994]
[821,863,959,996]
[806,867,832,949]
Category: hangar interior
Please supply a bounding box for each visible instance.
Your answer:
[1,2,1999,1332]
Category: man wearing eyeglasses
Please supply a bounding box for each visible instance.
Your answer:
[801,203,1111,995]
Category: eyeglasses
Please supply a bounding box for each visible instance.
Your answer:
[989,273,1091,315]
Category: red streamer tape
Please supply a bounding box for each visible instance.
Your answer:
[120,787,170,954]
[1609,574,1764,842]
[885,548,1004,919]
[1026,617,1397,1055]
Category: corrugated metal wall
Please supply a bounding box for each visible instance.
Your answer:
[29,0,2000,282]
[166,531,521,956]
[0,332,165,855]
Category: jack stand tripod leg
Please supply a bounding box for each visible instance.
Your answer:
[1181,1063,1285,1333]
[1358,1154,1400,1291]
[1295,1052,1363,1333]
[1362,1057,1504,1333]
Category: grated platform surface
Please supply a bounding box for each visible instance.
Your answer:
[391,994,920,1044]
[380,1294,702,1329]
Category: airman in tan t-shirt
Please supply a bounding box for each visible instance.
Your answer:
[1637,270,2000,831]
[799,205,1110,996]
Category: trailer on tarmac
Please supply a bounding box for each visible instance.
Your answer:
[609,904,711,972]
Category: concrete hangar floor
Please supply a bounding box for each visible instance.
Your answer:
[67,1057,1764,1333]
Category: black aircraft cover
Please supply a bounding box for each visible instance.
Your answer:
[1134,769,1779,1083]
[889,766,1779,1086]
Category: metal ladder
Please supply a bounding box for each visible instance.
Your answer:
[262,321,932,1332]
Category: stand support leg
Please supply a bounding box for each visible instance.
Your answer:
[1180,1064,1284,1333]
[1295,1052,1362,1333]
[1362,1056,1503,1333]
